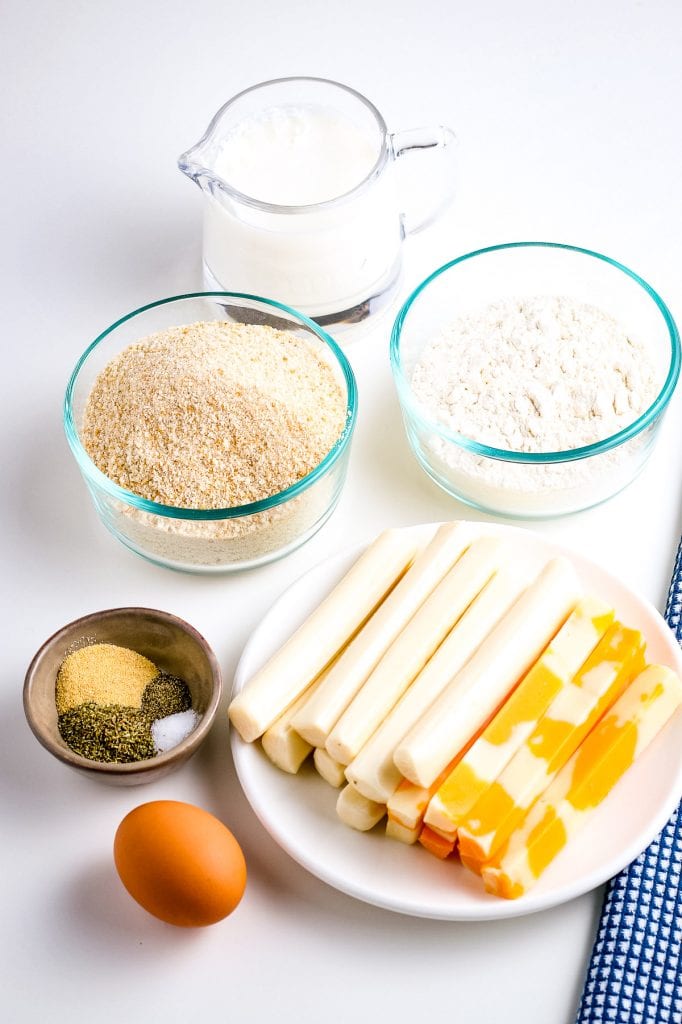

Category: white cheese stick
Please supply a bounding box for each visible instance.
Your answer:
[261,720,313,775]
[385,818,421,845]
[394,557,581,788]
[313,747,347,788]
[336,785,386,831]
[260,666,336,773]
[229,528,420,742]
[292,521,474,747]
[325,537,503,765]
[344,568,528,803]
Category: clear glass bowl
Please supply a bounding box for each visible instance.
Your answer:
[64,292,357,572]
[390,242,680,518]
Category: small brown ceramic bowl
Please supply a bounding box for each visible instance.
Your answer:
[23,607,222,786]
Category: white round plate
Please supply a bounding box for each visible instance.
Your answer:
[231,522,682,920]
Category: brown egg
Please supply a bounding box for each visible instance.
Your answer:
[114,800,247,926]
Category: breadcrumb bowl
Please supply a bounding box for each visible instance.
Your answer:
[64,292,357,572]
[390,242,680,518]
[23,607,222,786]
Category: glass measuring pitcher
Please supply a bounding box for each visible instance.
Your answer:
[178,77,456,331]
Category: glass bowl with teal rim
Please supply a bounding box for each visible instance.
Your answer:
[64,292,357,572]
[390,242,680,518]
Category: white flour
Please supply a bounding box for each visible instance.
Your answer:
[409,296,659,514]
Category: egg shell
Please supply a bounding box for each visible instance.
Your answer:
[114,800,247,927]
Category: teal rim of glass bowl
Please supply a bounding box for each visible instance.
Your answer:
[390,241,681,465]
[64,291,358,521]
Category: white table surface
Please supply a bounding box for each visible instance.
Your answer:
[3,1,682,1021]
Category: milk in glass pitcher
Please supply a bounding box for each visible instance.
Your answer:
[178,77,456,331]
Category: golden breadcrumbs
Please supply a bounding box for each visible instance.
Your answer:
[81,321,347,508]
[55,643,158,714]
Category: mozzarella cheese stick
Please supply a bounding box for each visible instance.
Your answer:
[326,537,503,765]
[419,825,456,860]
[229,528,419,742]
[292,522,473,747]
[313,747,347,788]
[261,721,313,775]
[336,784,386,832]
[385,818,421,845]
[482,664,682,899]
[394,557,582,789]
[457,623,646,866]
[424,597,614,834]
[344,568,530,802]
[261,665,337,773]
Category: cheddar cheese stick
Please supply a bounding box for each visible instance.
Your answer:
[344,568,529,802]
[394,557,582,789]
[326,537,503,765]
[482,665,682,899]
[419,826,456,860]
[313,747,347,788]
[229,528,420,742]
[457,623,646,866]
[292,522,473,747]
[336,785,386,831]
[423,597,614,835]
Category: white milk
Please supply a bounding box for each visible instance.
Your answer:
[203,105,402,318]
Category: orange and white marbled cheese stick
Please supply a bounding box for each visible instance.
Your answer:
[482,664,682,898]
[457,623,646,867]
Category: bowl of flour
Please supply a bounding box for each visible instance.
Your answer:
[64,293,357,571]
[390,242,680,517]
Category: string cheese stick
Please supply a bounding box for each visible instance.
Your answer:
[344,568,528,802]
[229,528,420,742]
[313,748,347,788]
[261,712,313,774]
[336,785,386,831]
[291,521,474,747]
[385,818,421,845]
[261,663,338,773]
[423,596,614,834]
[482,665,682,899]
[394,557,582,789]
[326,537,503,765]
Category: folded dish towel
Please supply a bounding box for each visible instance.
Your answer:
[575,537,682,1024]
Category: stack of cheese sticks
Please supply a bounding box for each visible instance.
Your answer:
[228,523,682,899]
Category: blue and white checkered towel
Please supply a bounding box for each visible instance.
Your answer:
[576,537,682,1024]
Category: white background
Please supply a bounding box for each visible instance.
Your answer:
[3,1,682,1022]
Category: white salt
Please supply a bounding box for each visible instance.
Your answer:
[152,709,200,753]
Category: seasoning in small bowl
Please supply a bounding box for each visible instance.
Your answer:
[24,608,221,785]
[55,643,198,763]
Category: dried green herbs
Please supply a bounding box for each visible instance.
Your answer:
[58,704,156,763]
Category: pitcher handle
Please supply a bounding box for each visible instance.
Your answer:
[390,125,457,236]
